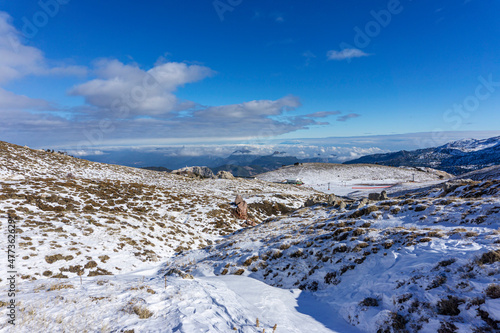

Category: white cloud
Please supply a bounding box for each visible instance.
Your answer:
[337,113,361,122]
[0,12,87,84]
[327,48,370,61]
[0,10,87,123]
[194,95,300,119]
[69,59,215,117]
[304,111,341,118]
[0,88,51,110]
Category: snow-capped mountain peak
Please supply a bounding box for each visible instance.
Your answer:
[440,136,500,152]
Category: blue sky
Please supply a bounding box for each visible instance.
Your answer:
[0,0,499,155]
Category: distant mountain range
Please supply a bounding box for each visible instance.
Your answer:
[344,136,500,175]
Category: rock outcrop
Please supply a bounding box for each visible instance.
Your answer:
[305,196,323,207]
[216,171,235,179]
[235,194,244,206]
[234,194,248,219]
[172,166,215,179]
[368,190,388,201]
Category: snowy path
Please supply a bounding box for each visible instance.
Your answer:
[197,275,340,333]
[2,267,346,332]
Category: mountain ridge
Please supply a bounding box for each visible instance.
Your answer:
[344,136,500,175]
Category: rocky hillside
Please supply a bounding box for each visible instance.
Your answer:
[344,136,500,175]
[0,141,317,281]
[0,140,498,332]
[167,178,500,332]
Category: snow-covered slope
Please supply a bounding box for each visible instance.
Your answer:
[441,136,500,152]
[256,163,451,197]
[167,179,500,332]
[455,165,500,181]
[0,140,317,284]
[1,140,499,332]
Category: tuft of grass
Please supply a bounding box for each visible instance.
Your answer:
[435,258,456,269]
[133,305,153,319]
[427,275,447,290]
[47,283,74,291]
[485,284,500,299]
[437,296,464,316]
[360,297,379,307]
[478,250,500,265]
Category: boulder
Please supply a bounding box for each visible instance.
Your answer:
[351,198,369,209]
[441,179,478,193]
[368,191,388,201]
[216,171,235,179]
[241,220,257,227]
[235,201,248,219]
[235,194,244,206]
[172,166,215,179]
[305,196,323,207]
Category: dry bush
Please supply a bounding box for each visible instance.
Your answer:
[84,260,98,269]
[478,250,500,265]
[438,321,458,333]
[485,284,500,299]
[427,275,447,290]
[427,231,444,238]
[243,256,259,266]
[133,305,153,319]
[352,228,366,236]
[435,258,456,269]
[437,296,464,316]
[419,237,432,243]
[360,297,379,307]
[279,243,291,250]
[353,242,369,252]
[45,254,73,264]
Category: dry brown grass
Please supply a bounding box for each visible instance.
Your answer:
[133,305,153,319]
[478,250,500,265]
[485,284,500,299]
[47,283,74,291]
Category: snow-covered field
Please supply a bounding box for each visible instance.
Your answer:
[256,163,452,197]
[0,141,499,332]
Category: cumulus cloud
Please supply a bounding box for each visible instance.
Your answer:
[337,113,361,122]
[0,12,87,84]
[69,59,215,117]
[0,11,333,148]
[327,48,370,61]
[0,10,87,121]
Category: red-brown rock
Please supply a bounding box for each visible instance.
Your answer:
[235,194,244,206]
[235,201,248,219]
